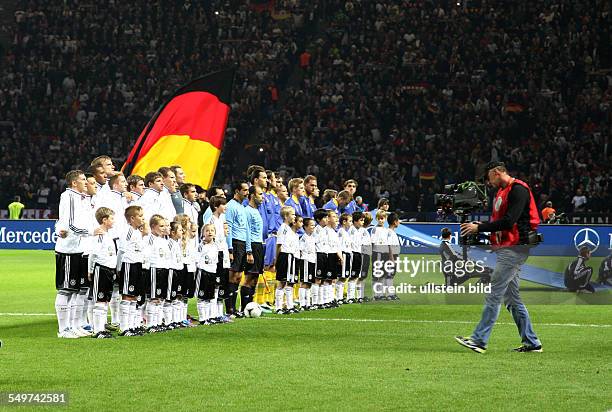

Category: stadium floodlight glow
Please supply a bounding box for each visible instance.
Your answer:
[259,147,264,152]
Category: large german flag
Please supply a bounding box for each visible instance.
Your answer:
[122,69,235,188]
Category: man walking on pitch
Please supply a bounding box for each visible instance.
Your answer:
[456,162,542,353]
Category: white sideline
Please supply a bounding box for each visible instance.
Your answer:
[1,313,611,328]
[260,316,612,328]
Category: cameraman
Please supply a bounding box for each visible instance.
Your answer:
[455,162,542,353]
[439,228,491,286]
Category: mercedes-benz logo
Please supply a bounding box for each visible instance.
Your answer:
[573,228,600,252]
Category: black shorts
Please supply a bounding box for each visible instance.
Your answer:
[149,268,169,299]
[372,252,392,279]
[118,261,142,296]
[340,252,352,279]
[138,268,149,305]
[298,259,316,284]
[183,265,196,298]
[315,252,328,280]
[327,253,341,280]
[276,252,297,283]
[245,242,264,275]
[194,269,216,300]
[351,252,362,279]
[91,264,115,302]
[230,239,247,272]
[359,254,370,279]
[168,267,185,300]
[80,255,90,289]
[215,253,229,300]
[55,252,82,290]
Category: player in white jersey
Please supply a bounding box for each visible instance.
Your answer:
[138,172,164,223]
[116,205,147,336]
[274,206,299,314]
[385,213,401,301]
[298,218,317,310]
[77,172,99,335]
[347,212,364,303]
[173,214,196,326]
[126,175,145,205]
[90,155,117,199]
[357,212,373,302]
[180,183,200,234]
[55,170,102,338]
[88,207,118,339]
[311,209,330,308]
[96,172,129,328]
[167,221,185,328]
[194,223,219,325]
[142,214,170,332]
[371,210,390,300]
[325,211,342,307]
[158,166,178,220]
[337,213,354,303]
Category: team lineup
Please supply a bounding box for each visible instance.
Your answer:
[54,156,402,338]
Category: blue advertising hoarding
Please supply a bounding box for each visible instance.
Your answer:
[395,223,612,257]
[0,219,58,250]
[1,219,611,257]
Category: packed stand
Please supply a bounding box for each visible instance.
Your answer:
[0,0,310,211]
[256,0,611,216]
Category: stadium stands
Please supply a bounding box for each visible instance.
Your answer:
[0,0,610,217]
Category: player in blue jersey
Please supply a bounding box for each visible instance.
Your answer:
[299,175,318,219]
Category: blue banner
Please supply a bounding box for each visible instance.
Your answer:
[2,219,611,257]
[0,220,57,250]
[396,223,612,257]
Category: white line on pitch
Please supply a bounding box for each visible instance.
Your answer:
[0,313,56,316]
[1,313,611,328]
[260,316,612,328]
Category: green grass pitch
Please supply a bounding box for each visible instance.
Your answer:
[0,250,610,411]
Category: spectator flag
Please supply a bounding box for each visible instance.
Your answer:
[122,69,235,188]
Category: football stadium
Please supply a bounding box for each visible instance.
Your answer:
[0,1,611,411]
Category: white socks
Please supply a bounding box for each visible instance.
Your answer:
[55,290,73,333]
[93,302,108,334]
[120,300,131,332]
[78,289,89,328]
[162,301,172,324]
[275,288,284,310]
[335,281,344,301]
[119,299,139,331]
[146,301,159,327]
[87,297,94,325]
[109,287,120,325]
[311,284,320,305]
[197,300,206,322]
[128,302,138,329]
[298,287,306,307]
[284,286,294,309]
[172,300,182,323]
[347,281,356,300]
[356,282,364,299]
[217,300,224,318]
[70,291,86,330]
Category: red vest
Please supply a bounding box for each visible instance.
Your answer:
[490,178,540,246]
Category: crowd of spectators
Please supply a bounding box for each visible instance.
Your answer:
[253,0,611,216]
[0,0,610,219]
[0,0,312,212]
